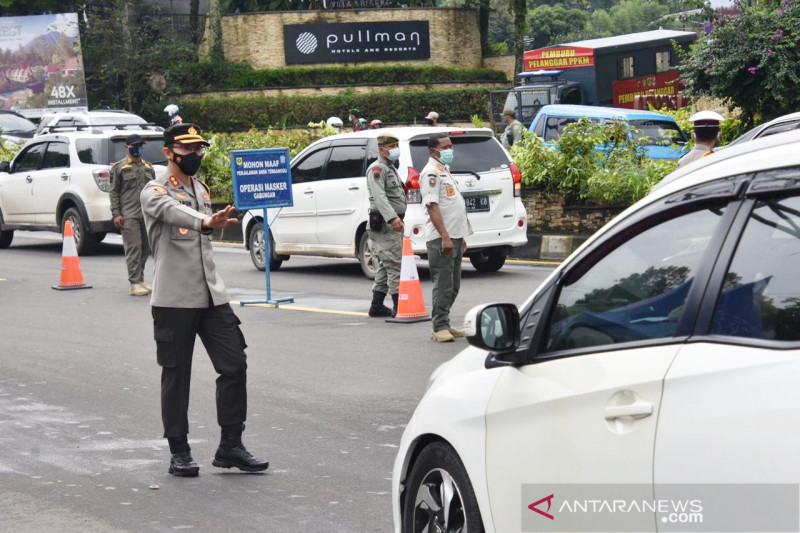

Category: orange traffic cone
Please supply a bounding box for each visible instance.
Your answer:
[52,220,91,290]
[386,236,431,324]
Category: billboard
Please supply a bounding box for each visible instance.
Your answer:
[524,47,595,71]
[284,21,430,65]
[0,13,88,118]
[613,71,680,108]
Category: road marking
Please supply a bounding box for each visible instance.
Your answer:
[506,258,561,266]
[231,300,369,317]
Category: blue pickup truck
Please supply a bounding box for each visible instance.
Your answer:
[529,104,689,160]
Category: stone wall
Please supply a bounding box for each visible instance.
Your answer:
[483,54,515,84]
[180,81,506,100]
[199,9,482,70]
[522,188,625,234]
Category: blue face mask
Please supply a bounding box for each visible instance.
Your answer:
[128,145,142,157]
[388,147,401,162]
[438,148,454,165]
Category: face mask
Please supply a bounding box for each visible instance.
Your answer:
[171,150,203,176]
[438,149,454,165]
[128,145,142,157]
[425,119,433,126]
[388,147,401,162]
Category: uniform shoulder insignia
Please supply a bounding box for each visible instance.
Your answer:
[152,186,168,195]
[144,162,152,169]
[428,176,437,186]
[169,175,181,188]
[121,164,132,170]
[372,166,382,180]
[436,163,445,171]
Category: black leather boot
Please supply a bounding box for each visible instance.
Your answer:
[391,293,399,318]
[368,291,392,317]
[169,450,199,477]
[212,423,269,473]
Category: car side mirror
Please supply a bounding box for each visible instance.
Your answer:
[0,161,9,173]
[464,303,520,364]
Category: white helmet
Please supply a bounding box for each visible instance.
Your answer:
[164,104,180,117]
[689,110,724,123]
[326,116,343,130]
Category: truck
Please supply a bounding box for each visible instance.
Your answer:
[490,29,698,130]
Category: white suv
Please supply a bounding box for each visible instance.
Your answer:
[242,127,528,278]
[0,125,166,253]
[35,109,152,136]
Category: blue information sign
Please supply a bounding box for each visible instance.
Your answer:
[231,147,295,307]
[230,148,294,211]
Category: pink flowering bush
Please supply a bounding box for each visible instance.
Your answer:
[678,0,800,126]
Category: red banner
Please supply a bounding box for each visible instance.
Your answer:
[524,46,595,71]
[612,71,681,108]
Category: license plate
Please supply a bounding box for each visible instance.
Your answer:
[464,196,489,212]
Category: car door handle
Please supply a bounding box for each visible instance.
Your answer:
[60,173,69,181]
[348,185,360,191]
[303,190,314,195]
[25,175,32,183]
[604,400,653,420]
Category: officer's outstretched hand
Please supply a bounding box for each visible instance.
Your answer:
[202,205,239,229]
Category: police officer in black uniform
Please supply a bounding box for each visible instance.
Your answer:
[140,123,268,477]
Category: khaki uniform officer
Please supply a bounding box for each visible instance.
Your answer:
[420,133,471,343]
[501,108,524,149]
[365,134,406,317]
[109,133,155,296]
[140,123,267,477]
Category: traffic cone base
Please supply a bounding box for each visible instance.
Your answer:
[386,236,431,324]
[52,220,91,290]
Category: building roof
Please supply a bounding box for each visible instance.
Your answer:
[561,29,697,52]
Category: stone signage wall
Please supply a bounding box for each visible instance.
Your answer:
[522,189,625,234]
[199,8,481,69]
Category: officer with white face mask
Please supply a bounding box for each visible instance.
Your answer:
[365,135,406,317]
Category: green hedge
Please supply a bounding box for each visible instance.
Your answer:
[179,88,491,131]
[172,61,508,93]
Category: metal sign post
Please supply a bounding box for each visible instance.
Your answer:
[231,148,295,307]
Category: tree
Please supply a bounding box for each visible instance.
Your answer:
[510,0,527,75]
[208,0,224,63]
[527,5,590,48]
[679,0,800,126]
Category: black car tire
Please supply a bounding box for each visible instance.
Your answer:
[249,223,283,271]
[0,229,13,249]
[358,231,379,280]
[469,248,507,272]
[62,207,99,255]
[402,441,484,533]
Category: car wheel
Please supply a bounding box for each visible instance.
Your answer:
[0,229,13,249]
[249,223,283,272]
[403,442,484,533]
[62,207,97,255]
[358,231,379,280]
[469,248,507,272]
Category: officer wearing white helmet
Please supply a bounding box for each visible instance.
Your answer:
[164,104,183,126]
[678,110,725,168]
[326,116,343,133]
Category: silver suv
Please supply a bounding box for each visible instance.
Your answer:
[35,109,152,136]
[0,125,166,253]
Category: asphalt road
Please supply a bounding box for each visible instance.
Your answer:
[0,231,555,533]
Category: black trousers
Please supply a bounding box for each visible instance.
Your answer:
[152,303,248,439]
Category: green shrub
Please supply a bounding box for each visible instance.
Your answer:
[171,61,508,93]
[200,124,338,204]
[180,88,492,132]
[510,118,679,206]
[0,139,21,163]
